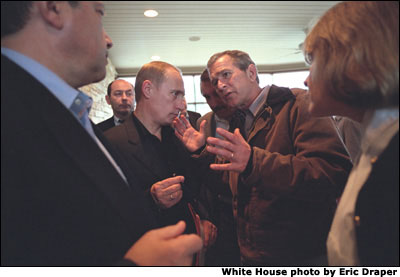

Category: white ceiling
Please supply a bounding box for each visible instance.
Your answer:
[103,1,340,75]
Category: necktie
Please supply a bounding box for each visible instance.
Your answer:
[229,109,247,139]
[69,91,93,131]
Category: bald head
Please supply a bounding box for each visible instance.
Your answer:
[106,79,135,119]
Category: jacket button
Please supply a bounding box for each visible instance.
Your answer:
[370,156,378,164]
[354,215,361,226]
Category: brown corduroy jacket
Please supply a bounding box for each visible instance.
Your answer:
[229,85,352,265]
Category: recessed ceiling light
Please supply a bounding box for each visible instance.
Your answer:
[144,10,158,17]
[151,55,160,61]
[189,36,201,42]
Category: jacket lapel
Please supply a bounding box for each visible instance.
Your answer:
[36,83,152,235]
[247,85,295,143]
[247,104,273,143]
[124,115,167,181]
[3,54,156,236]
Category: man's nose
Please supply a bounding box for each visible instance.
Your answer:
[304,76,309,88]
[177,99,186,110]
[217,79,226,91]
[104,30,113,49]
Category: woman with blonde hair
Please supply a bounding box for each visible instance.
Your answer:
[304,1,398,266]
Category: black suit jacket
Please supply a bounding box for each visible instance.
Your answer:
[1,55,157,265]
[187,110,201,129]
[104,114,207,233]
[355,132,399,266]
[97,116,116,132]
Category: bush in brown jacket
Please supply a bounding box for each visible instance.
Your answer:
[229,85,352,265]
[175,50,353,266]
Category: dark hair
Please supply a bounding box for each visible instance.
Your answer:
[207,50,259,84]
[1,1,79,38]
[1,1,33,38]
[134,61,181,102]
[200,68,210,82]
[107,80,115,96]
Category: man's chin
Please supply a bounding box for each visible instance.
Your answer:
[116,111,130,118]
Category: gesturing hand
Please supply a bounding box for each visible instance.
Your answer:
[206,128,251,173]
[173,115,206,152]
[151,176,184,209]
[125,221,203,266]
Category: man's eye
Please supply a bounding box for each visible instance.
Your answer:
[222,72,231,78]
[172,91,184,99]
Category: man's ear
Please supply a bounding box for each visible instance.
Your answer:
[105,95,111,105]
[36,1,67,30]
[246,64,258,82]
[142,80,153,99]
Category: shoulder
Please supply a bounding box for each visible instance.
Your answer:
[104,122,128,142]
[104,115,139,145]
[97,117,114,131]
[198,111,213,123]
[188,110,201,127]
[188,110,201,119]
[196,111,214,129]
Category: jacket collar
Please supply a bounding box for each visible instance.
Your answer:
[247,85,295,142]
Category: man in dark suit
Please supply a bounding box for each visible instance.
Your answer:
[97,79,135,132]
[104,61,217,254]
[1,1,202,266]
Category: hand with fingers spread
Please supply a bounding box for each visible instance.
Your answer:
[125,221,203,266]
[206,127,251,173]
[150,176,184,209]
[173,115,206,152]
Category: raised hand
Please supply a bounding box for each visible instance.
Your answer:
[206,128,251,173]
[173,115,206,152]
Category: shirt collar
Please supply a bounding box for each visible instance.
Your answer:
[113,115,123,126]
[248,86,270,117]
[1,47,80,109]
[360,107,399,156]
[214,113,230,124]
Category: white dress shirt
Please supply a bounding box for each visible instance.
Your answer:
[327,107,399,265]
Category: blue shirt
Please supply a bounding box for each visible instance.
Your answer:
[2,47,127,183]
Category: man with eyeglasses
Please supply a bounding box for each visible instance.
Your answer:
[97,79,135,132]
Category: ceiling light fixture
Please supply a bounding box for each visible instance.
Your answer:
[189,36,201,42]
[144,10,158,17]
